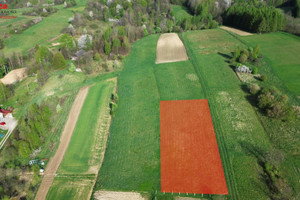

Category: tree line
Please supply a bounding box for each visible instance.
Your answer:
[223,3,285,33]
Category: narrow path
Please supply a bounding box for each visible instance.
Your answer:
[35,86,89,200]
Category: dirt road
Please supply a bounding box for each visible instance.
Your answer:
[220,26,253,36]
[35,86,89,200]
[156,33,188,64]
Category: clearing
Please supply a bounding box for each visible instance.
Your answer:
[35,86,89,200]
[156,33,188,64]
[220,26,253,36]
[160,99,228,194]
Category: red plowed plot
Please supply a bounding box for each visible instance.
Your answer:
[160,99,228,194]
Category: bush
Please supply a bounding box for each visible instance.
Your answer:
[93,53,101,61]
[253,67,258,74]
[68,63,76,72]
[52,52,66,69]
[239,53,248,64]
[261,75,267,81]
[248,83,261,95]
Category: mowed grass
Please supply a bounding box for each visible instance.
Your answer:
[3,0,86,55]
[96,35,161,191]
[58,80,115,174]
[240,32,300,95]
[171,5,192,23]
[46,176,94,200]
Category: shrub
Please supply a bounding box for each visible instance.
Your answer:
[261,75,267,81]
[35,46,53,64]
[248,83,261,95]
[104,41,111,55]
[93,53,101,61]
[253,67,258,74]
[68,63,76,72]
[52,52,66,69]
[239,53,248,64]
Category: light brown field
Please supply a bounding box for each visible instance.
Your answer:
[156,33,188,64]
[220,26,253,36]
[35,86,89,200]
[94,191,145,200]
[0,68,27,85]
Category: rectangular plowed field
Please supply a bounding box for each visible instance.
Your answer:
[160,99,228,194]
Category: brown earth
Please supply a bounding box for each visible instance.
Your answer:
[0,68,27,85]
[156,33,188,64]
[220,26,253,36]
[93,191,145,200]
[34,86,90,200]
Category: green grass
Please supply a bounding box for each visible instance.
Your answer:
[95,29,299,200]
[171,5,192,23]
[239,32,300,95]
[46,79,116,200]
[182,30,273,199]
[96,35,161,191]
[46,176,94,200]
[3,0,86,55]
[58,80,115,174]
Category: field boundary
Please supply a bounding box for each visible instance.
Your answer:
[35,86,90,200]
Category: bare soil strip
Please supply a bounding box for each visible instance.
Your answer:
[220,26,253,36]
[94,191,145,200]
[35,86,89,200]
[0,68,27,85]
[156,33,188,64]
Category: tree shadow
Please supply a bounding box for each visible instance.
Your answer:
[217,52,232,60]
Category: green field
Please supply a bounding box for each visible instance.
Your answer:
[46,176,94,200]
[3,0,86,55]
[238,32,300,95]
[46,80,115,200]
[94,29,299,199]
[171,5,192,23]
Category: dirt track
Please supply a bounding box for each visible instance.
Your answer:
[94,191,145,200]
[156,33,188,64]
[35,86,89,200]
[220,26,253,36]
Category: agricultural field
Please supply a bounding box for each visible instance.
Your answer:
[238,32,300,96]
[46,79,116,200]
[94,29,299,200]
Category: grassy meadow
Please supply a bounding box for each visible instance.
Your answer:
[238,32,300,96]
[3,0,86,55]
[46,176,95,200]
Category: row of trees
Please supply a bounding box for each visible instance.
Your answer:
[223,4,285,33]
